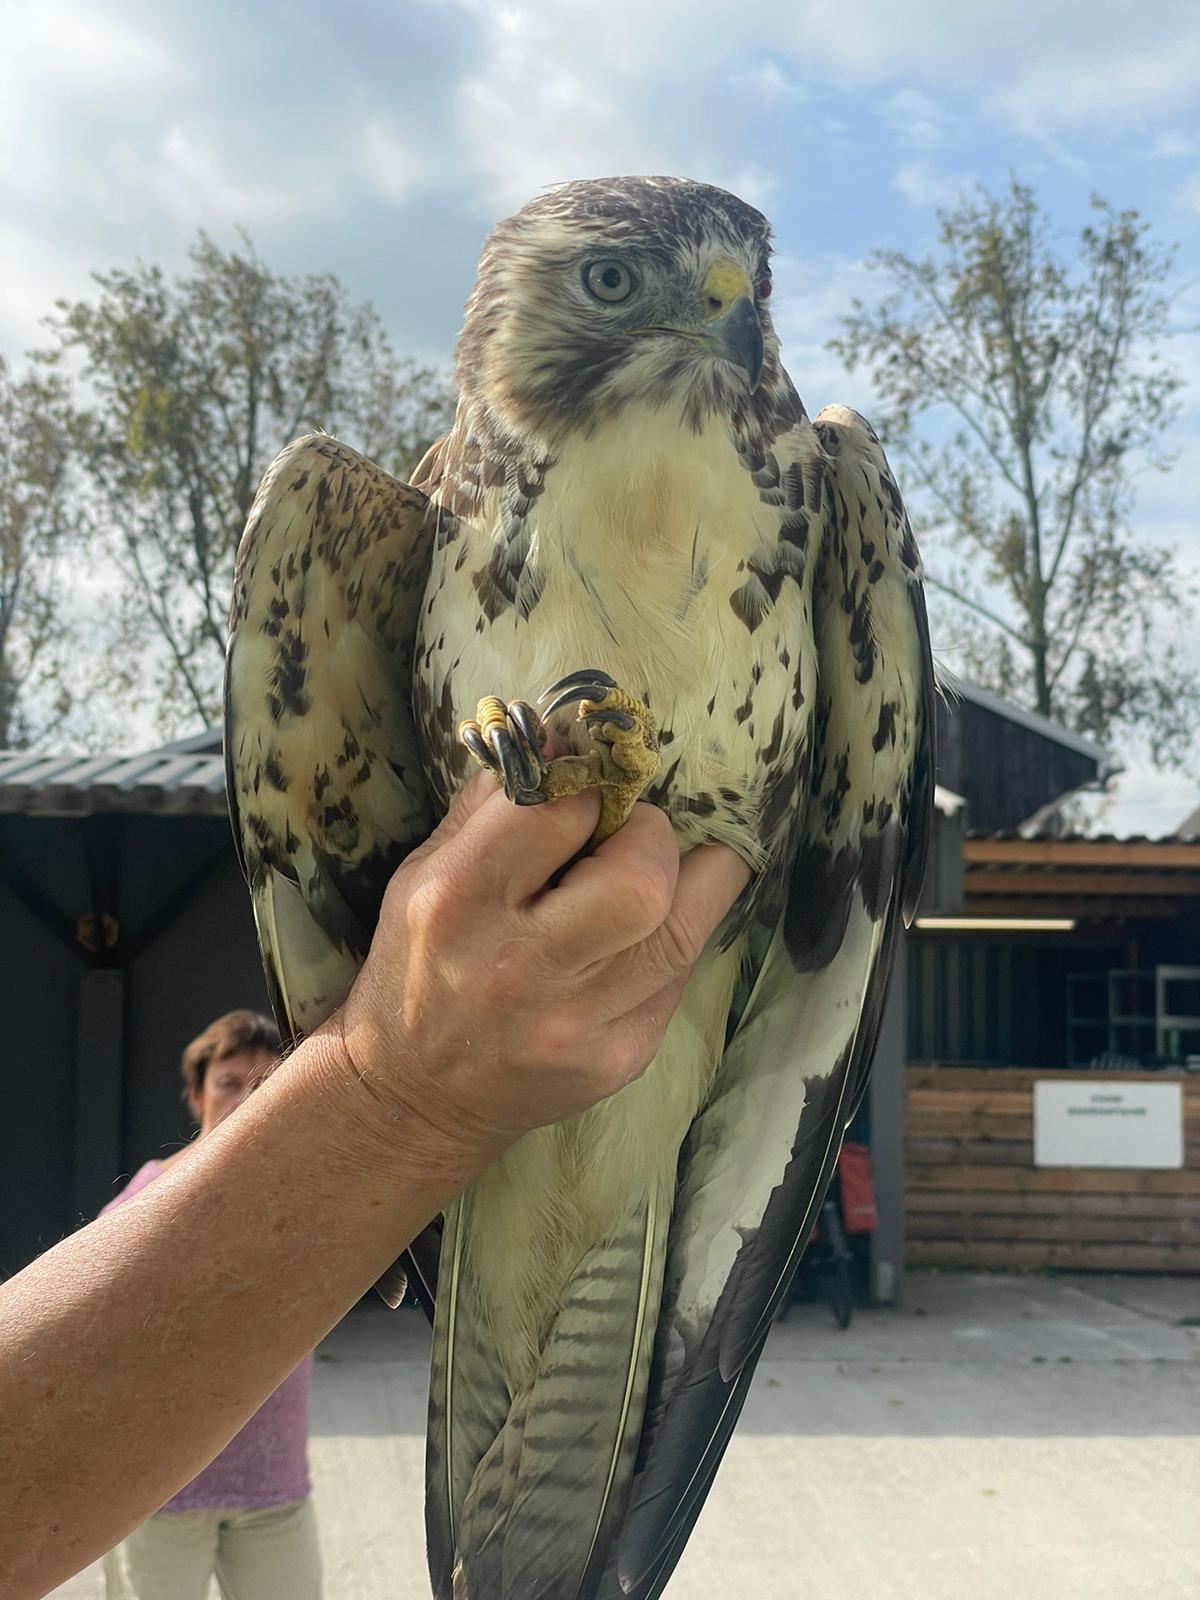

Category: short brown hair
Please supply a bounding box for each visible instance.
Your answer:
[180,1009,281,1102]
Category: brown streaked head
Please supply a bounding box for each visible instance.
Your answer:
[455,176,781,441]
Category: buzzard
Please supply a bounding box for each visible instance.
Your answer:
[225,176,933,1599]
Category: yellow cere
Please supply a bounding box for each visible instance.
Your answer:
[701,258,753,318]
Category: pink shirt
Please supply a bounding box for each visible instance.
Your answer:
[102,1160,313,1511]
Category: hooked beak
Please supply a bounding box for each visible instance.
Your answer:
[629,260,766,391]
[705,296,764,392]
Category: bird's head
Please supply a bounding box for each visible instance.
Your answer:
[455,176,782,443]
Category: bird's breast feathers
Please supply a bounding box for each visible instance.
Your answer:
[417,401,818,867]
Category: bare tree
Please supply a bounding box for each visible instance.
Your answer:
[41,233,455,734]
[0,357,75,747]
[830,180,1193,766]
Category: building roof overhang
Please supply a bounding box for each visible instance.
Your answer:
[959,834,1200,922]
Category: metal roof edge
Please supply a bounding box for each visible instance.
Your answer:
[144,725,222,757]
[950,676,1120,779]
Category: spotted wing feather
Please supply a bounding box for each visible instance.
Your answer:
[603,405,934,1598]
[224,431,443,1309]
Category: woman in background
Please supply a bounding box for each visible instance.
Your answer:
[101,1010,322,1600]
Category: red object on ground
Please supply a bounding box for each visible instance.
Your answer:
[837,1140,878,1233]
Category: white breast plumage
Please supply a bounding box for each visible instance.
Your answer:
[417,401,816,868]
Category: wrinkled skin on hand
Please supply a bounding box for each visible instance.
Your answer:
[335,771,750,1164]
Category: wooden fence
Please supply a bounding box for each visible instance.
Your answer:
[905,1066,1200,1273]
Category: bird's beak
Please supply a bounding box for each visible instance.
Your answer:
[706,296,764,392]
[701,260,764,392]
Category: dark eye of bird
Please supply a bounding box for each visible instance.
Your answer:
[757,277,772,300]
[584,259,635,303]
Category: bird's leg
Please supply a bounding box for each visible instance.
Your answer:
[458,669,660,844]
[542,670,661,842]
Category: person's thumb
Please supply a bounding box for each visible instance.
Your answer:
[400,769,497,872]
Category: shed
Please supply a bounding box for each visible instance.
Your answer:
[935,679,1119,832]
[0,676,1120,1298]
[0,732,267,1276]
[906,834,1200,1275]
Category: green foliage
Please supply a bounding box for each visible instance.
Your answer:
[830,180,1194,769]
[0,357,76,747]
[36,232,455,733]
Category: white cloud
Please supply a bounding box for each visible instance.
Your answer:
[715,165,778,212]
[0,0,172,115]
[893,161,974,210]
[445,0,777,216]
[0,0,174,193]
[1155,129,1200,159]
[0,225,99,356]
[1071,760,1197,839]
[728,61,807,105]
[158,128,307,227]
[987,26,1200,135]
[881,87,955,151]
[360,117,426,205]
[770,253,886,417]
[1177,173,1200,218]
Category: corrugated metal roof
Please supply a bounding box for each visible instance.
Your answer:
[0,728,226,817]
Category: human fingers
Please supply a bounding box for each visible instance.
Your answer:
[531,802,681,970]
[585,972,693,1099]
[397,770,497,874]
[576,840,751,1022]
[431,784,603,910]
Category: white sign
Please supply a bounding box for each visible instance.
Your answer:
[1033,1080,1183,1169]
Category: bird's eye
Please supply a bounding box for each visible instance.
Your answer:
[583,260,636,303]
[757,276,773,300]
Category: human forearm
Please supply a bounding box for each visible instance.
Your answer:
[0,1027,477,1598]
[0,782,748,1598]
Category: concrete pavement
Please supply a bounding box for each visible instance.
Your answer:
[52,1271,1200,1599]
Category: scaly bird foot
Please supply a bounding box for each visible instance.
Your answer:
[458,669,660,844]
[458,695,548,805]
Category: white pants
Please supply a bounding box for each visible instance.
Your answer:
[102,1497,322,1600]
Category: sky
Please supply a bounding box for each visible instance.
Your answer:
[2,0,1198,832]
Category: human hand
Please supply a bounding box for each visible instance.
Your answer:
[331,772,749,1167]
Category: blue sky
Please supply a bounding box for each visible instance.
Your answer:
[2,0,1198,829]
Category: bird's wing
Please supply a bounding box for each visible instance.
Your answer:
[225,431,442,1308]
[605,404,934,1599]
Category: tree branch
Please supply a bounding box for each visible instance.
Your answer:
[1045,256,1130,593]
[924,572,1032,646]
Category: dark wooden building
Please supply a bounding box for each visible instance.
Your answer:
[1,679,1143,1297]
[906,836,1200,1275]
[934,678,1118,833]
[0,731,268,1277]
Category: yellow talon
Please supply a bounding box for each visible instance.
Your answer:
[457,676,661,844]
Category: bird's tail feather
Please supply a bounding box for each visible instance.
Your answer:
[433,1183,671,1600]
[427,1194,513,1598]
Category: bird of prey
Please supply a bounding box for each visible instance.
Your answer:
[225,175,933,1600]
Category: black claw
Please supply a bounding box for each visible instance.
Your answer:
[541,683,618,719]
[486,720,547,803]
[584,707,636,732]
[462,726,498,771]
[538,668,617,712]
[508,727,542,793]
[488,725,529,802]
[507,702,547,777]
